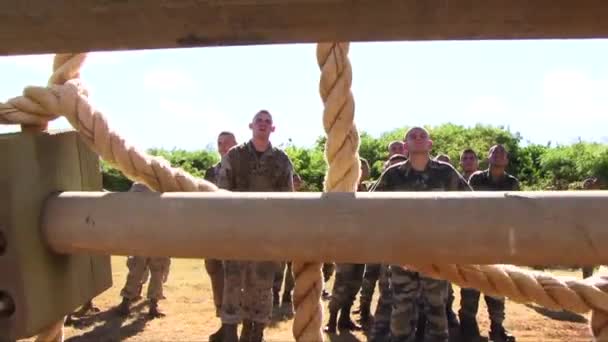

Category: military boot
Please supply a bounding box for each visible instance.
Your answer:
[489,322,516,342]
[221,323,239,342]
[148,299,165,319]
[338,304,362,332]
[239,320,253,342]
[116,297,131,317]
[250,322,266,342]
[459,317,481,342]
[209,325,224,342]
[324,309,338,334]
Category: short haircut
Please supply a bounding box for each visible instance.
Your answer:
[460,148,477,160]
[404,126,429,140]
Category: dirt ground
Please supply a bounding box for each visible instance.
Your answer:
[23,258,593,341]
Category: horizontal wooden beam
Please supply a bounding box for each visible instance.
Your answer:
[42,191,608,265]
[1,0,608,55]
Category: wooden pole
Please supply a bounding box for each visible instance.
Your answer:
[1,0,608,55]
[43,191,608,265]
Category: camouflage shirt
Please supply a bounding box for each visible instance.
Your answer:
[468,169,520,191]
[204,162,222,185]
[218,140,294,192]
[372,159,471,192]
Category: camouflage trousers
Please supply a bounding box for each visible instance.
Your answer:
[329,263,365,312]
[205,259,224,317]
[370,265,392,342]
[360,263,381,308]
[389,266,448,342]
[221,260,278,325]
[273,262,294,298]
[459,288,505,325]
[120,256,171,301]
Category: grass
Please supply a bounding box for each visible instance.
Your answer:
[22,257,593,341]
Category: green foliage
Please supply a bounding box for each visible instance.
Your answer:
[100,124,608,192]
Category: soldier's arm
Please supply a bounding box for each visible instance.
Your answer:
[217,154,235,190]
[203,166,214,183]
[282,159,295,192]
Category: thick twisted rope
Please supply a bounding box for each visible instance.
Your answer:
[293,42,361,342]
[3,51,608,341]
[0,53,217,193]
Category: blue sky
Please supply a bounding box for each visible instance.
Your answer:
[2,40,608,151]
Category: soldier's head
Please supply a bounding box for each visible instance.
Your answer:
[217,131,237,157]
[388,140,405,157]
[434,154,451,163]
[360,158,370,182]
[293,173,302,191]
[460,149,479,173]
[249,110,275,141]
[488,144,509,168]
[404,127,432,156]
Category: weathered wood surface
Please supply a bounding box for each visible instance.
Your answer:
[0,131,111,340]
[1,0,608,55]
[43,191,608,265]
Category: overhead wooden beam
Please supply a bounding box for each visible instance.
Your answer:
[1,0,608,56]
[43,191,608,266]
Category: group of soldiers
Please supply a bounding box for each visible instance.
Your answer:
[74,111,527,342]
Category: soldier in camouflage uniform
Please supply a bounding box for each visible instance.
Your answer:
[205,131,238,318]
[272,173,302,315]
[459,149,479,182]
[324,159,370,334]
[459,144,517,342]
[116,182,172,319]
[373,127,471,342]
[358,153,408,328]
[212,110,294,342]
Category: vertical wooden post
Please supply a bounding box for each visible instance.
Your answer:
[0,130,112,340]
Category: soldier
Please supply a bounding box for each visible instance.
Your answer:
[324,159,370,334]
[388,140,406,157]
[372,127,471,342]
[205,131,238,319]
[459,144,517,342]
[213,110,294,342]
[459,149,479,181]
[116,182,172,319]
[322,262,336,300]
[273,173,302,315]
[358,155,407,328]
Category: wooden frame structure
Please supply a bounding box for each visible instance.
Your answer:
[2,0,608,56]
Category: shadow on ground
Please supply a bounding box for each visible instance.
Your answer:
[65,301,154,341]
[524,304,588,323]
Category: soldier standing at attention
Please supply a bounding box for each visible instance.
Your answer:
[205,131,238,320]
[459,144,517,342]
[117,182,172,319]
[324,159,370,334]
[213,110,294,342]
[372,127,471,342]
